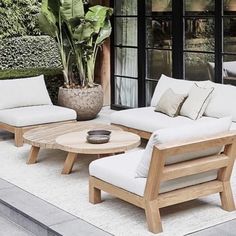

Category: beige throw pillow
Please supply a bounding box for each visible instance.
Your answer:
[155,88,187,117]
[180,84,214,120]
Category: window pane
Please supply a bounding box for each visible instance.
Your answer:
[185,18,215,51]
[146,80,158,106]
[185,0,215,15]
[115,77,138,107]
[149,0,172,12]
[185,52,215,81]
[224,17,236,53]
[115,0,137,15]
[115,48,138,77]
[115,18,137,46]
[146,49,172,80]
[223,55,236,85]
[146,17,172,49]
[224,0,236,15]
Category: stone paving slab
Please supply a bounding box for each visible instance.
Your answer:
[0,178,111,236]
[1,171,236,236]
[0,187,75,226]
[0,178,14,190]
[0,215,34,236]
[51,219,111,236]
[188,219,236,236]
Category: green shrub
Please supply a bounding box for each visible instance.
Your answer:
[0,0,42,38]
[0,36,62,79]
[0,1,64,103]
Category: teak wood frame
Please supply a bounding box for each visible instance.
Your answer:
[89,132,236,234]
[0,120,76,147]
[111,123,152,140]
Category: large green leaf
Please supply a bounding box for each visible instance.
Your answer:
[47,0,61,20]
[96,20,112,46]
[85,5,113,34]
[73,22,94,43]
[38,1,58,37]
[60,0,84,22]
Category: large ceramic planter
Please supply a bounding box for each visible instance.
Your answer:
[58,85,103,120]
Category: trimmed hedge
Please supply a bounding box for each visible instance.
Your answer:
[0,1,65,104]
[0,35,63,104]
[0,0,41,38]
[0,36,62,79]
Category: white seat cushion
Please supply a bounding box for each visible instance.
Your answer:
[89,150,217,196]
[110,107,217,133]
[0,105,76,127]
[0,75,52,110]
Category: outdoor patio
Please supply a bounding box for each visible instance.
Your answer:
[0,107,236,236]
[1,1,236,236]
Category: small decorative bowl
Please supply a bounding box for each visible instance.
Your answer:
[87,130,111,136]
[87,134,110,144]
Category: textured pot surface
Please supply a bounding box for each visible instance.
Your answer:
[58,85,103,120]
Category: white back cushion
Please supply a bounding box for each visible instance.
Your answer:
[0,75,52,110]
[151,75,194,107]
[136,117,232,178]
[151,74,211,107]
[204,81,236,122]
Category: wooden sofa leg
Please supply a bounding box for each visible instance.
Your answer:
[14,128,23,147]
[220,181,235,212]
[89,177,102,204]
[145,200,163,234]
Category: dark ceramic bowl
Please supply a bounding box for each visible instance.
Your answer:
[87,130,111,136]
[87,134,110,144]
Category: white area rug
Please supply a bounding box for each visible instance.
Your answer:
[0,140,236,236]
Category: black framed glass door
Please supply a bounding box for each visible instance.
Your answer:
[146,0,173,105]
[223,0,236,85]
[111,0,139,109]
[111,0,236,109]
[184,0,216,81]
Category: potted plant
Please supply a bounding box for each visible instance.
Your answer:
[39,0,113,120]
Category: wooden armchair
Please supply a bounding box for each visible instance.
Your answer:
[0,75,76,147]
[89,132,236,234]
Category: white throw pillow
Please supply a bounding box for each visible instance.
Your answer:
[0,75,52,110]
[180,84,214,120]
[155,88,187,117]
[136,117,232,178]
[150,74,211,107]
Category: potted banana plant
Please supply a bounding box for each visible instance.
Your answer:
[39,0,113,120]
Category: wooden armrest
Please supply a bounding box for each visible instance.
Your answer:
[154,131,236,156]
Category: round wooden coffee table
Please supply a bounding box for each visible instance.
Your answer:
[23,122,122,173]
[56,130,141,174]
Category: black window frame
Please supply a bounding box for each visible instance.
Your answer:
[111,0,236,110]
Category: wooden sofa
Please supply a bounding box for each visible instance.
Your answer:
[111,75,236,139]
[89,131,236,234]
[0,75,77,146]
